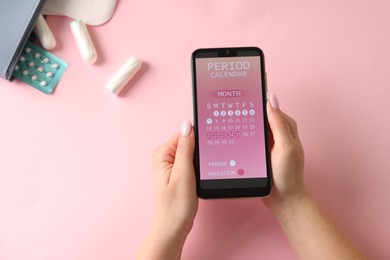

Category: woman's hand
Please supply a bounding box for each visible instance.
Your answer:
[262,93,307,210]
[136,120,198,260]
[152,120,198,238]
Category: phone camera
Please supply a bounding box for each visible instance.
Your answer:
[218,49,236,57]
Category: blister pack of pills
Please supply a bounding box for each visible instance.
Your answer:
[12,41,68,94]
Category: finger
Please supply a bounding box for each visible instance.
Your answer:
[282,112,299,139]
[266,94,294,143]
[153,133,180,184]
[171,120,196,184]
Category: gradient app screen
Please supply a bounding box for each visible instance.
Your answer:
[195,56,267,181]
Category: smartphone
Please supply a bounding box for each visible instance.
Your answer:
[192,47,272,199]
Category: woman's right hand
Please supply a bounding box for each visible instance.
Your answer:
[262,94,365,259]
[262,93,307,210]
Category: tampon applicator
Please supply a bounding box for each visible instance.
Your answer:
[70,20,98,64]
[105,57,142,95]
[34,15,57,50]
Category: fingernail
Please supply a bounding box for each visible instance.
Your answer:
[181,119,192,136]
[269,93,279,109]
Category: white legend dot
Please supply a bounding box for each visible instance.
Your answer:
[230,160,236,167]
[235,110,241,116]
[249,109,255,115]
[220,110,226,117]
[228,110,234,116]
[242,110,248,116]
[206,118,213,125]
[213,111,219,117]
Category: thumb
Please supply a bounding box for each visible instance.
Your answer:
[267,93,294,143]
[171,120,196,181]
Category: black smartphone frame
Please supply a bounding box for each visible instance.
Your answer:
[192,47,272,199]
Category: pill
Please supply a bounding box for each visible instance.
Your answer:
[14,65,19,71]
[19,56,26,62]
[105,57,142,95]
[25,47,31,53]
[47,72,53,77]
[31,75,38,80]
[43,57,49,63]
[29,61,34,67]
[34,15,57,50]
[70,20,97,64]
[40,80,47,87]
[52,63,59,69]
[37,67,44,72]
[34,53,41,58]
[22,70,28,76]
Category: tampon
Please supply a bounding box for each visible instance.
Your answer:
[70,20,97,64]
[105,57,142,95]
[34,15,57,50]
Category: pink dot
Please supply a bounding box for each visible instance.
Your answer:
[238,169,245,176]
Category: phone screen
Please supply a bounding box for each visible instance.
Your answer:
[192,47,271,198]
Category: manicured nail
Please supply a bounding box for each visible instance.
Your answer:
[269,93,279,109]
[181,119,192,136]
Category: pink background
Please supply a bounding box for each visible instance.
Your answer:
[1,0,390,259]
[196,56,267,180]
